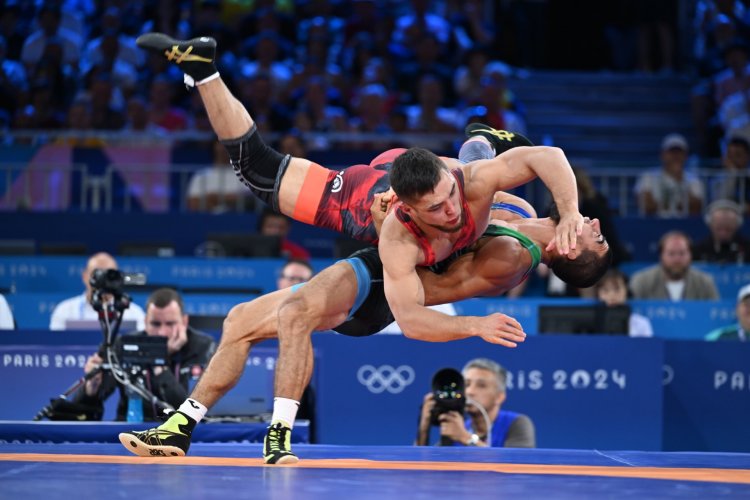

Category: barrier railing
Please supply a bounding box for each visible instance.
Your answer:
[2,136,746,215]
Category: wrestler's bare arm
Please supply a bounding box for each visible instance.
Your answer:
[468,146,582,254]
[418,238,523,304]
[379,217,525,346]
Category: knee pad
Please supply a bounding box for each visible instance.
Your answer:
[221,124,291,211]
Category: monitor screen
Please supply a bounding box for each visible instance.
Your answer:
[538,304,630,335]
[206,233,281,258]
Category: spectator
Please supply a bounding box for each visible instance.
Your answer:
[20,3,81,73]
[693,199,750,263]
[123,95,166,134]
[635,133,705,217]
[713,39,750,142]
[416,358,535,448]
[235,72,291,133]
[711,135,750,213]
[630,231,720,301]
[187,141,255,213]
[49,252,146,331]
[453,45,490,106]
[276,258,314,290]
[594,269,653,338]
[148,76,188,131]
[0,293,14,330]
[277,132,308,158]
[706,283,750,341]
[347,83,393,144]
[0,35,27,119]
[404,74,459,133]
[574,166,631,266]
[462,75,526,135]
[72,288,216,421]
[258,207,311,261]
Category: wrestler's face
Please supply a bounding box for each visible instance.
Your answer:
[405,171,463,233]
[566,218,609,260]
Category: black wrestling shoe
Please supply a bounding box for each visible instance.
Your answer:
[118,411,195,457]
[136,32,218,86]
[263,421,299,464]
[465,123,534,154]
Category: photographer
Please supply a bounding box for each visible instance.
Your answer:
[416,358,535,448]
[71,288,215,421]
[49,252,146,331]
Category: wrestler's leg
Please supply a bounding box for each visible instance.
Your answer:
[195,78,253,140]
[458,137,494,163]
[274,262,358,402]
[189,288,295,408]
[264,262,360,464]
[491,191,538,219]
[135,35,330,217]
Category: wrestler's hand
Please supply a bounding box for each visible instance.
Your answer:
[546,211,584,256]
[371,189,397,236]
[475,313,526,347]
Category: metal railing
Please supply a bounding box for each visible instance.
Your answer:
[3,162,745,216]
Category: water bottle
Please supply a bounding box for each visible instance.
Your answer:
[126,387,143,423]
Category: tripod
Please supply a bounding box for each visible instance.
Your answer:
[34,288,173,421]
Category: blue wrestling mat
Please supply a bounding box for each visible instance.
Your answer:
[1,443,748,499]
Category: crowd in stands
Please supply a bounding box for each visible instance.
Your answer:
[1,0,744,157]
[0,0,531,145]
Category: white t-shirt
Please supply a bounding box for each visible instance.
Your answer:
[49,293,146,331]
[665,281,686,302]
[378,303,457,334]
[187,168,247,198]
[634,169,705,217]
[628,313,654,338]
[0,295,14,330]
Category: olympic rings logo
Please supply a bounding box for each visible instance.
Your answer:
[357,364,415,394]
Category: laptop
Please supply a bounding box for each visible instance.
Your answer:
[66,319,138,332]
[191,359,272,419]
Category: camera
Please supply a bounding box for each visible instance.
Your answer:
[89,268,146,296]
[430,367,466,425]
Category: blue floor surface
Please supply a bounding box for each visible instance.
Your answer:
[0,443,748,500]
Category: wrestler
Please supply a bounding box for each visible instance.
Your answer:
[118,201,611,463]
[131,33,592,464]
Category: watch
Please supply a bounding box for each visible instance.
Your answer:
[465,433,480,446]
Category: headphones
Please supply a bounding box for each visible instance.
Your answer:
[704,200,744,226]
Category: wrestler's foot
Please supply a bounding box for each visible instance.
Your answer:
[263,421,298,464]
[136,32,218,87]
[118,410,195,457]
[465,123,534,154]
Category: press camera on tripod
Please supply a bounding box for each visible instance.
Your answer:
[34,268,172,421]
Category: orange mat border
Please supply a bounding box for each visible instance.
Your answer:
[1,453,748,484]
